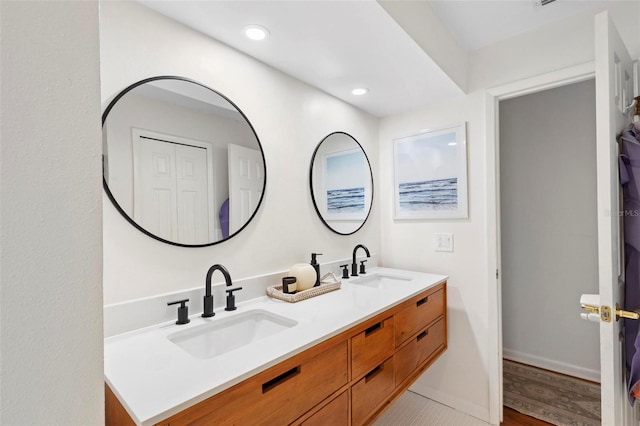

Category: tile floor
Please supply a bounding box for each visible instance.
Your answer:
[375,391,490,426]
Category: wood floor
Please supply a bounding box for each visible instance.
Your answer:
[502,407,552,426]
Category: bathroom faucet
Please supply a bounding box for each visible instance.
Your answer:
[351,244,371,277]
[202,264,233,318]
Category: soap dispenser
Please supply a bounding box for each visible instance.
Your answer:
[311,253,323,287]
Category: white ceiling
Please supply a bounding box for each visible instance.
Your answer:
[139,0,464,117]
[429,0,608,51]
[138,0,613,118]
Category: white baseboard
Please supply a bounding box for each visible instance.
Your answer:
[409,385,491,423]
[503,348,600,383]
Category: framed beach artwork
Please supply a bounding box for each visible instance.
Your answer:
[323,147,370,221]
[393,123,468,220]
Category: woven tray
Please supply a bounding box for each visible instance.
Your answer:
[267,273,341,303]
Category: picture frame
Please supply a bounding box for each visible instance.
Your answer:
[322,147,370,221]
[393,123,468,220]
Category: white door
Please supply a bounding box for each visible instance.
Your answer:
[134,136,178,241]
[133,130,215,244]
[594,10,636,425]
[175,144,212,245]
[228,144,264,235]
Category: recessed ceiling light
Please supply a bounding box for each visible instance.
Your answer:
[352,88,368,96]
[243,25,269,41]
[448,142,457,146]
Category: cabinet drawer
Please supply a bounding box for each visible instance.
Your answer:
[352,316,394,379]
[394,287,444,347]
[164,341,348,425]
[351,357,395,426]
[301,391,349,426]
[394,318,445,386]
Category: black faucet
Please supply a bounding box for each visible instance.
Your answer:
[351,244,371,277]
[202,264,233,318]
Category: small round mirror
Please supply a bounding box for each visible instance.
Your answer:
[309,132,373,235]
[102,76,266,247]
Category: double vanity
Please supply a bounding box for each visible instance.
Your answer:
[105,268,447,425]
[102,75,447,425]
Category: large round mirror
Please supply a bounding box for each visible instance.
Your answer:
[102,76,266,247]
[309,132,373,235]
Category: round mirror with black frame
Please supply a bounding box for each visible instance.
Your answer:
[102,76,267,247]
[309,132,373,235]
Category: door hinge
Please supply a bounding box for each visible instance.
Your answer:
[496,269,499,279]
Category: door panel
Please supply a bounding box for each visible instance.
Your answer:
[175,144,211,244]
[134,137,178,241]
[594,10,635,425]
[228,144,264,234]
[133,132,214,244]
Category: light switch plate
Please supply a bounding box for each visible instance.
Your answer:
[434,233,454,252]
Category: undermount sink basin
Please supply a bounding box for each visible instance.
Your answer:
[167,310,297,359]
[350,272,412,289]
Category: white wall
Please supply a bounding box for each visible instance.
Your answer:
[379,3,638,422]
[100,1,380,305]
[0,1,104,424]
[500,80,600,381]
[380,91,490,419]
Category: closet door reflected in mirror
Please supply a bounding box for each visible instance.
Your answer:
[309,132,373,235]
[102,76,266,247]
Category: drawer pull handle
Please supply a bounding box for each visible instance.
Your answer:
[417,330,428,341]
[365,322,382,335]
[417,296,428,307]
[262,366,300,393]
[365,365,383,382]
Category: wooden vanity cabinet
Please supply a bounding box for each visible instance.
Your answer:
[158,338,348,426]
[300,391,349,426]
[351,357,395,426]
[394,318,445,386]
[394,287,445,347]
[106,281,447,426]
[351,316,394,380]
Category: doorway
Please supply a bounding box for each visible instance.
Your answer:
[498,80,601,424]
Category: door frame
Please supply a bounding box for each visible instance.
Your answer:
[485,61,596,425]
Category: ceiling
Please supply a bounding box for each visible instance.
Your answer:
[138,0,611,118]
[430,0,607,52]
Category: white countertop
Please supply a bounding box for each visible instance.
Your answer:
[104,267,447,425]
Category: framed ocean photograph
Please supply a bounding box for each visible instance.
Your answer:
[393,123,468,220]
[323,147,370,221]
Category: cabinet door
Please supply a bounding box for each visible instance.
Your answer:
[395,287,444,347]
[301,391,349,426]
[162,341,348,425]
[395,318,445,386]
[352,316,394,379]
[351,357,395,426]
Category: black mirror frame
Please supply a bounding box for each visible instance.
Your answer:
[102,75,267,248]
[309,131,374,236]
